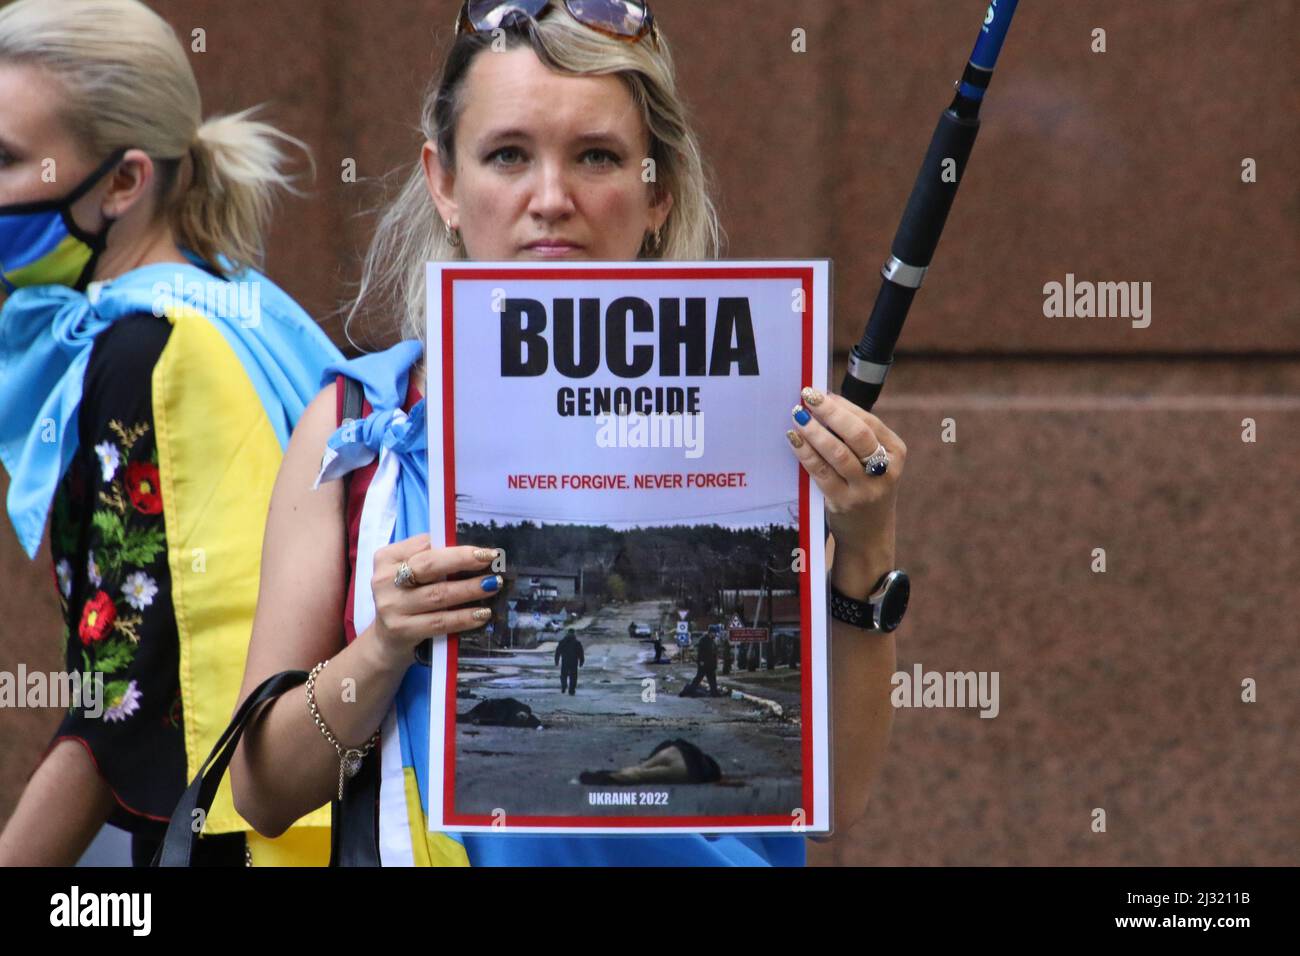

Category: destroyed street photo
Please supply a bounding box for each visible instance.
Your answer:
[452,520,806,819]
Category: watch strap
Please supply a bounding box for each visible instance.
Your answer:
[829,571,891,631]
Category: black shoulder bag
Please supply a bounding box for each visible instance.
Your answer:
[154,377,382,866]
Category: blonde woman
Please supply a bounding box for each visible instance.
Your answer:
[0,0,339,865]
[233,0,904,866]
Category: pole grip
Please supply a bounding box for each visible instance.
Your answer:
[892,109,981,268]
[840,111,980,411]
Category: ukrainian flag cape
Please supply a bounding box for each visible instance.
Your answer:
[0,260,340,865]
[317,342,806,867]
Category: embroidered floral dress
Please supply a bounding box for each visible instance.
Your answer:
[46,314,189,837]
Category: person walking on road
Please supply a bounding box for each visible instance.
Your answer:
[680,630,720,697]
[555,628,585,695]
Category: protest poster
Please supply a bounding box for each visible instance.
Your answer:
[425,261,830,833]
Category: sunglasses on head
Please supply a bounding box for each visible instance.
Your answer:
[456,0,658,48]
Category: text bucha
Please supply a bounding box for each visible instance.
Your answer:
[498,296,759,417]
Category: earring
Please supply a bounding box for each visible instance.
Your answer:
[445,220,462,247]
[645,226,662,253]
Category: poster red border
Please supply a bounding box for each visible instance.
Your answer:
[437,265,817,829]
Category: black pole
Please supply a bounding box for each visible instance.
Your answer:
[841,0,1020,411]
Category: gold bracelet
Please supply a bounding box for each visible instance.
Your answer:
[305,659,381,800]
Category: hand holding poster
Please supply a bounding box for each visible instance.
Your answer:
[425,260,830,833]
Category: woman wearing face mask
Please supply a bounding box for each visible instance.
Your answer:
[232,0,905,866]
[0,0,340,866]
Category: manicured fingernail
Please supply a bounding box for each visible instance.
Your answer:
[473,608,493,621]
[792,405,811,426]
[473,548,495,562]
[786,429,804,448]
[801,386,823,406]
[480,574,502,592]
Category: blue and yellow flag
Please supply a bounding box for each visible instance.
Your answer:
[0,259,341,865]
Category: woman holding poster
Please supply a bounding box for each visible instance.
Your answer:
[232,0,907,866]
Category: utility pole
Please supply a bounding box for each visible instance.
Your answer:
[764,553,776,671]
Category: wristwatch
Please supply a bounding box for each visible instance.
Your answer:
[829,569,910,633]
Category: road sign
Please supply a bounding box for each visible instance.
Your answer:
[507,610,518,628]
[728,627,769,644]
[677,610,689,621]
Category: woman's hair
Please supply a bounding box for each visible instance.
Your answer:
[0,0,309,277]
[345,1,723,350]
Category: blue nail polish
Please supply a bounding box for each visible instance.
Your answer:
[481,575,501,593]
[792,406,811,426]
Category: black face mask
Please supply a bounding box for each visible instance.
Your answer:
[0,148,127,293]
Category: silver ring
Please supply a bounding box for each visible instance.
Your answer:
[393,561,417,588]
[861,443,890,477]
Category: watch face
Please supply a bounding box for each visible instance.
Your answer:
[879,572,910,631]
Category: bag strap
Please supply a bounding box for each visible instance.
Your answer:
[155,669,309,866]
[341,375,364,433]
[331,374,382,866]
[330,740,381,866]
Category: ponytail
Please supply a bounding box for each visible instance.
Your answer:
[175,108,311,276]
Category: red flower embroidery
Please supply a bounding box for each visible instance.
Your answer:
[125,462,162,514]
[79,590,117,645]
